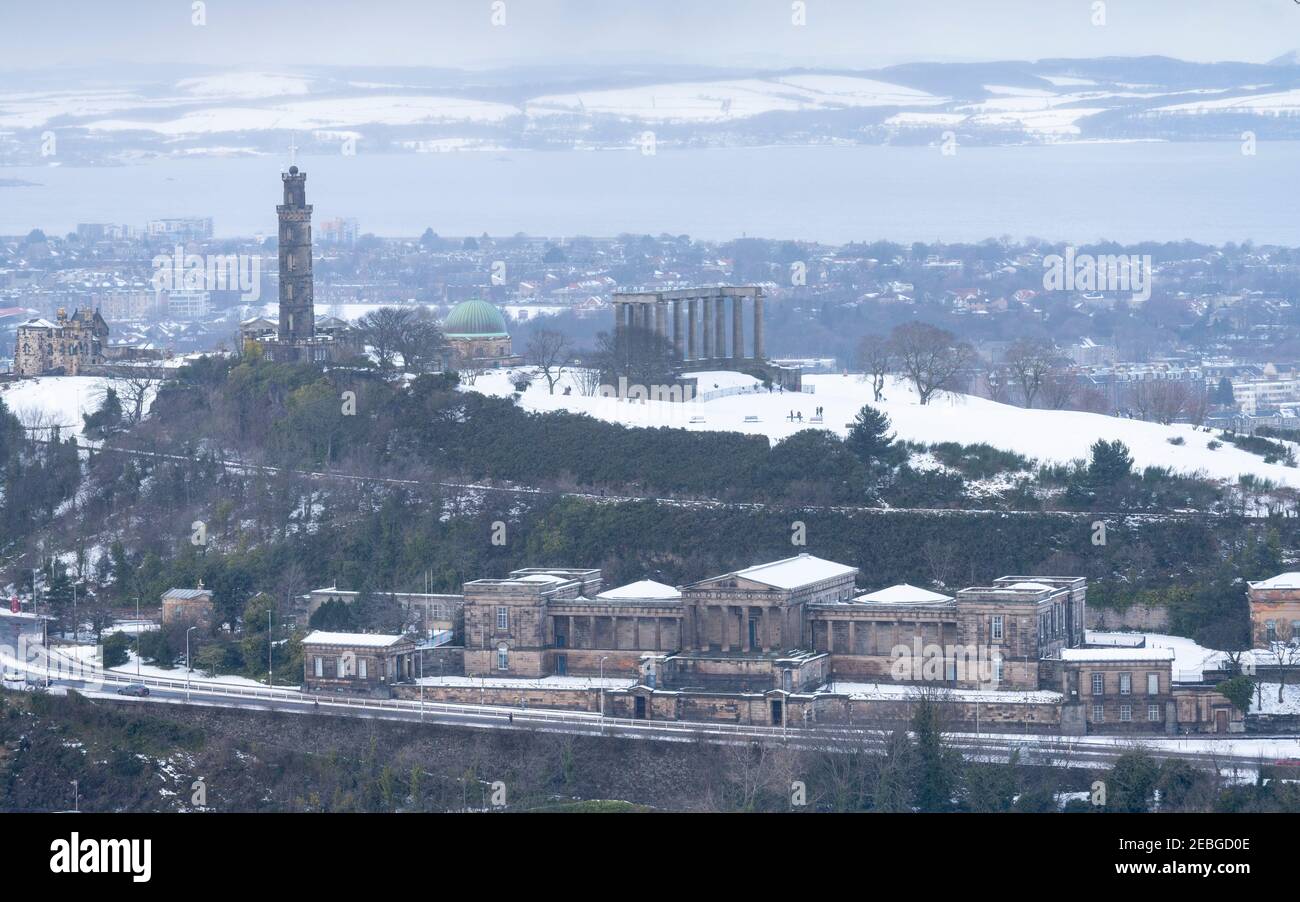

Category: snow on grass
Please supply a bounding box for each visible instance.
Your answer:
[88,95,520,135]
[176,72,314,100]
[1087,631,1228,681]
[0,376,140,438]
[526,76,944,123]
[1251,683,1300,716]
[470,369,1300,488]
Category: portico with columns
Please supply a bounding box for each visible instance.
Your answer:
[612,286,766,365]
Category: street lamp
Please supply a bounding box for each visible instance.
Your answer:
[134,597,141,680]
[185,626,197,703]
[267,608,273,689]
[70,780,78,813]
[599,655,610,728]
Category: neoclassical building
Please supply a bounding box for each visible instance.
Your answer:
[458,553,1087,694]
[442,299,521,368]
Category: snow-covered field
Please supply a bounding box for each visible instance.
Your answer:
[474,369,1300,489]
[0,376,131,438]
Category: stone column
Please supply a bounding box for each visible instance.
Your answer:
[741,607,751,652]
[614,302,625,345]
[753,294,764,360]
[761,607,772,653]
[702,297,713,359]
[714,296,726,359]
[672,299,684,360]
[588,615,596,649]
[732,294,744,361]
[687,299,698,360]
[654,301,666,339]
[720,606,730,652]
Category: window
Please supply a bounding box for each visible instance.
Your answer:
[993,657,1004,684]
[1119,672,1132,695]
[496,645,509,671]
[1091,704,1104,722]
[1120,704,1132,722]
[313,656,323,677]
[337,656,346,677]
[1148,704,1162,722]
[496,606,509,631]
[1266,620,1277,642]
[358,658,368,680]
[991,616,1004,641]
[1147,673,1159,695]
[1091,673,1104,695]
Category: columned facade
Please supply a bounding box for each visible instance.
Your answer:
[612,286,765,366]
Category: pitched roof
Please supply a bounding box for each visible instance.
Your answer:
[1249,572,1300,589]
[733,554,857,590]
[855,584,952,605]
[302,631,409,648]
[596,580,681,601]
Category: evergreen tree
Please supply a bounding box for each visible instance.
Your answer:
[1107,750,1160,812]
[910,694,958,812]
[1088,439,1133,486]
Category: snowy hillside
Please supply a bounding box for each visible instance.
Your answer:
[0,375,158,439]
[472,369,1300,489]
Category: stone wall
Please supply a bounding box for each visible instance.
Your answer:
[1086,604,1169,632]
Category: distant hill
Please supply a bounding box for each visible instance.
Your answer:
[9,56,1300,165]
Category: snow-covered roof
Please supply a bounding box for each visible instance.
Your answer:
[1059,647,1175,663]
[855,583,952,605]
[734,554,857,590]
[19,317,57,329]
[596,579,681,601]
[515,573,567,584]
[1004,581,1055,592]
[162,588,211,600]
[302,631,409,648]
[1249,572,1300,589]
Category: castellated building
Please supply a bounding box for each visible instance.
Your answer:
[14,307,108,376]
[240,165,360,363]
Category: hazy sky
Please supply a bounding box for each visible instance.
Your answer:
[2,0,1299,71]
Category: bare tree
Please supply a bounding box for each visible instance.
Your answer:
[855,334,892,402]
[1004,338,1062,409]
[358,306,415,372]
[394,309,446,374]
[104,362,167,426]
[572,361,604,397]
[526,328,572,394]
[890,322,974,405]
[1126,379,1192,425]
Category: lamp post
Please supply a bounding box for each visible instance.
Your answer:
[267,608,273,689]
[185,626,197,703]
[70,780,78,813]
[599,655,609,730]
[134,596,141,680]
[418,650,424,722]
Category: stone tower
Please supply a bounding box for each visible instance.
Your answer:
[276,165,314,343]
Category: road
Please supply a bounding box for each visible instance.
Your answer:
[12,644,1289,776]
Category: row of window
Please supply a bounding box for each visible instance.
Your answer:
[1263,620,1300,642]
[1092,703,1162,723]
[1090,672,1161,696]
[312,656,371,679]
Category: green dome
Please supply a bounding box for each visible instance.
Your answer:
[442,299,509,338]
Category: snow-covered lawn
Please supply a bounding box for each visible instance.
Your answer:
[0,376,129,438]
[472,369,1300,488]
[1087,631,1229,682]
[1250,683,1300,716]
